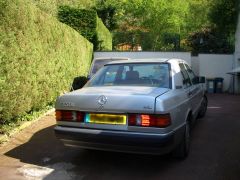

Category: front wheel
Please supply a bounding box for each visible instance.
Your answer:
[172,121,190,159]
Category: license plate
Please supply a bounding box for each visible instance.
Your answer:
[85,113,126,125]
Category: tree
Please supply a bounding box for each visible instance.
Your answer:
[184,0,212,33]
[113,0,190,50]
[209,0,239,36]
[95,1,118,30]
[186,27,233,55]
[208,0,239,50]
[96,0,239,52]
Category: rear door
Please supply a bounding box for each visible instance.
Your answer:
[179,63,191,93]
[184,64,202,117]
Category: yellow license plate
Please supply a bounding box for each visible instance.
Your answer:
[85,113,126,125]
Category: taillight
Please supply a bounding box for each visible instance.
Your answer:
[128,114,171,128]
[55,110,85,122]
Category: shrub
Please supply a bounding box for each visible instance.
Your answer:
[0,0,93,123]
[58,6,112,51]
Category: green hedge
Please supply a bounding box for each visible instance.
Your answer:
[0,0,93,123]
[58,6,112,51]
[32,0,96,16]
[96,17,112,50]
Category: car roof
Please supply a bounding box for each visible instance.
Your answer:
[93,57,130,61]
[106,58,171,65]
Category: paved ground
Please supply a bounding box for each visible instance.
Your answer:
[0,94,240,180]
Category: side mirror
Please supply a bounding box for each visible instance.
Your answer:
[183,79,191,85]
[192,77,199,84]
[70,76,88,91]
[199,76,206,83]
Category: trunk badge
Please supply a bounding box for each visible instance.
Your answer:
[97,95,108,106]
[61,102,75,107]
[143,106,153,110]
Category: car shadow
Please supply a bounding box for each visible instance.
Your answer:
[4,125,185,179]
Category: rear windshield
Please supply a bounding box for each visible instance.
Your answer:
[86,63,170,88]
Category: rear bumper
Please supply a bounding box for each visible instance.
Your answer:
[54,125,185,155]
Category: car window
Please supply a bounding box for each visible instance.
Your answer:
[185,64,197,85]
[179,63,191,87]
[121,66,130,80]
[90,58,129,76]
[91,60,112,74]
[102,65,119,85]
[86,63,170,88]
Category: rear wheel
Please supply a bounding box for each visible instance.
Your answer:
[172,120,190,159]
[198,96,208,118]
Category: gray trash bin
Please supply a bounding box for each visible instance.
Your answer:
[206,78,215,93]
[215,77,224,93]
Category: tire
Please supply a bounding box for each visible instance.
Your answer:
[198,96,208,118]
[172,121,190,159]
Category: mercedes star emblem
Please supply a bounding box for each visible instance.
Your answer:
[97,95,107,106]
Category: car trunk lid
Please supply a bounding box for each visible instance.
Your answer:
[56,86,169,114]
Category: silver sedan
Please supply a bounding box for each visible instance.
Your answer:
[54,58,207,158]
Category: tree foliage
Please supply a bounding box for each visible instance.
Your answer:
[209,0,239,36]
[186,27,234,55]
[184,0,212,33]
[95,1,118,31]
[187,0,239,54]
[108,0,190,50]
[95,0,239,52]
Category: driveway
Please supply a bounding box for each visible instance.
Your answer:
[0,94,240,180]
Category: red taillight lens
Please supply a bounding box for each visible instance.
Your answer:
[128,114,137,126]
[76,111,84,122]
[62,111,73,121]
[128,114,171,128]
[141,115,151,126]
[55,110,84,122]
